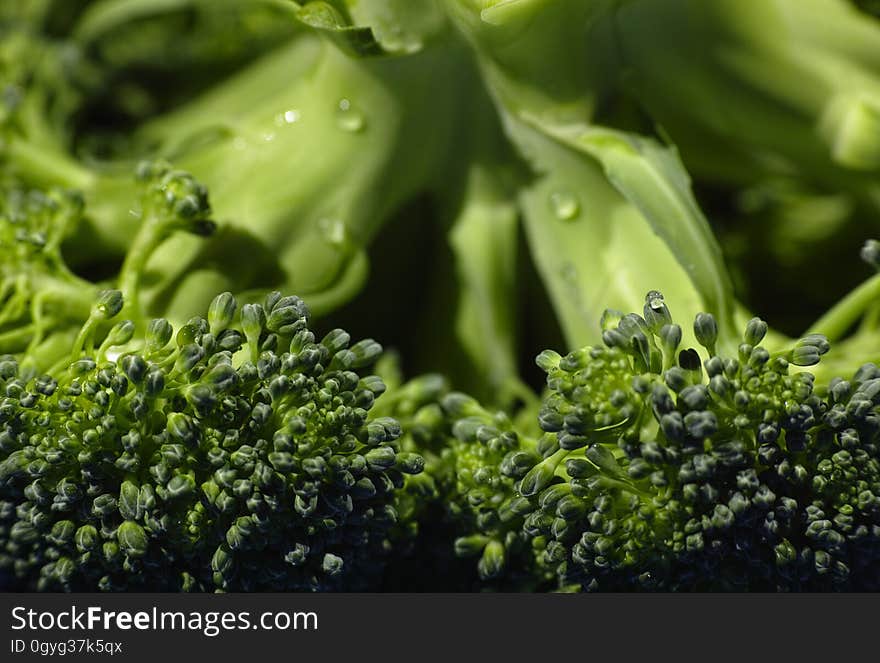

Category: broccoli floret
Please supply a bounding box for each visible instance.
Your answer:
[514,291,880,591]
[410,289,879,592]
[0,170,422,591]
[0,289,422,591]
[369,361,554,590]
[436,391,553,586]
[0,162,214,375]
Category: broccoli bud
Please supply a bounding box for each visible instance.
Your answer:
[514,291,880,591]
[0,291,422,591]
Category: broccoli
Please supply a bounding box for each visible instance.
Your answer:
[0,163,214,375]
[442,0,880,350]
[1,0,471,324]
[4,0,880,593]
[5,0,880,398]
[0,283,423,591]
[0,164,422,591]
[426,291,880,591]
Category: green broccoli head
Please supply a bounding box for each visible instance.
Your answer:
[425,290,880,591]
[437,391,553,586]
[370,364,554,590]
[0,290,423,591]
[516,291,880,591]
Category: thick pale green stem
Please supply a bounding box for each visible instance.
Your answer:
[0,325,36,352]
[806,273,880,341]
[74,0,299,43]
[6,137,96,191]
[25,280,100,361]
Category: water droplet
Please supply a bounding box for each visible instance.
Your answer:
[549,191,580,221]
[336,98,365,133]
[318,218,347,246]
[275,109,301,126]
[262,132,276,142]
[560,262,579,283]
[646,290,665,310]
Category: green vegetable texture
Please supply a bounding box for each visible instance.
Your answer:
[0,287,422,591]
[2,0,880,591]
[504,293,879,591]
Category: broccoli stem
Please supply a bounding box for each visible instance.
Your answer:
[806,272,880,341]
[0,326,36,352]
[117,216,167,316]
[73,0,299,43]
[5,137,96,191]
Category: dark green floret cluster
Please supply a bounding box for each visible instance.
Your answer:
[369,372,553,589]
[0,290,422,591]
[433,292,880,591]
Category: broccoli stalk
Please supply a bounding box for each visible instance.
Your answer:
[4,1,474,324]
